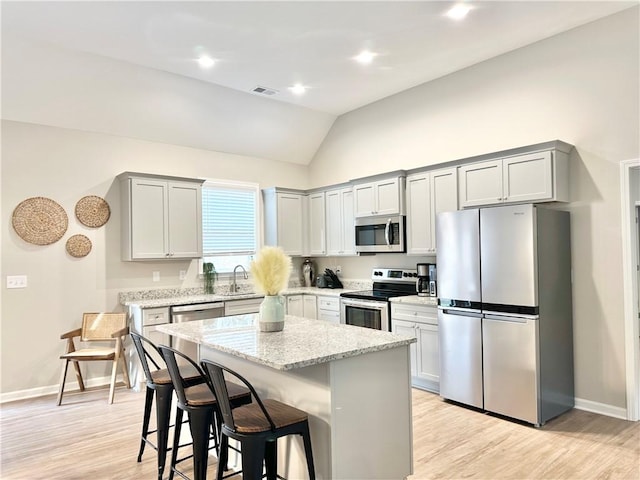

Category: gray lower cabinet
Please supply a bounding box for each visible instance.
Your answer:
[224,297,263,316]
[391,303,439,393]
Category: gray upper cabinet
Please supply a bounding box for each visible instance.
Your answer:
[325,187,356,256]
[263,188,306,256]
[353,176,406,217]
[308,192,326,256]
[458,149,569,208]
[406,168,458,255]
[119,172,204,261]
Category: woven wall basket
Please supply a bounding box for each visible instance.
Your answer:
[12,197,68,245]
[75,195,110,228]
[66,234,92,258]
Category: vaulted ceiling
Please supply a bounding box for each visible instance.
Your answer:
[2,1,636,164]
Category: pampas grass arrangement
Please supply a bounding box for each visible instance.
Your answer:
[250,246,292,296]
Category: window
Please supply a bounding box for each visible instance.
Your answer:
[201,180,259,273]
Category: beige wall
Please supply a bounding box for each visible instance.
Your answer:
[0,121,308,394]
[309,8,639,410]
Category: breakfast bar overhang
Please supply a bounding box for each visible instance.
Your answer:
[158,314,415,480]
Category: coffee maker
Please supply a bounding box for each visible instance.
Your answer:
[416,263,437,297]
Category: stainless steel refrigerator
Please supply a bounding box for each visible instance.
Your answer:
[436,204,574,426]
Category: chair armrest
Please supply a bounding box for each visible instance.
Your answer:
[111,326,129,338]
[60,328,82,340]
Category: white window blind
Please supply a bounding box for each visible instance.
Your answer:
[202,181,258,256]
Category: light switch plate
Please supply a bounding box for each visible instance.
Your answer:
[152,271,160,282]
[7,275,28,289]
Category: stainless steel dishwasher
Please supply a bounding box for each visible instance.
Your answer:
[170,302,225,361]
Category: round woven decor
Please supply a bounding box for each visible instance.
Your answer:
[66,234,92,258]
[75,195,110,228]
[12,197,68,245]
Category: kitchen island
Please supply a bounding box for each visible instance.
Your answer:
[158,314,415,480]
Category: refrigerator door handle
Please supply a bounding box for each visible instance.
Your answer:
[440,308,483,317]
[484,312,539,322]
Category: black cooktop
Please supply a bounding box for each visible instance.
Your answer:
[341,282,416,301]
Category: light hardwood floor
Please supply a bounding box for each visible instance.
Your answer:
[1,386,638,479]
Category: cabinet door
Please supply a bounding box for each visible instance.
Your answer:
[406,173,431,255]
[392,319,418,377]
[168,182,202,258]
[303,295,317,319]
[416,323,439,385]
[131,178,168,259]
[430,168,458,252]
[340,189,356,255]
[458,160,503,208]
[286,295,304,317]
[277,194,304,255]
[503,151,553,203]
[375,177,401,215]
[325,190,342,255]
[308,193,326,255]
[353,183,376,217]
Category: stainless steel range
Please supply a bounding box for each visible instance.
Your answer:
[340,268,417,331]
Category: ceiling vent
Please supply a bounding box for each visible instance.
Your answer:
[252,85,278,96]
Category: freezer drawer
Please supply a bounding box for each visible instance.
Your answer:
[438,309,483,408]
[483,315,539,425]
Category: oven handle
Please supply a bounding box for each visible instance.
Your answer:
[384,219,391,246]
[341,298,387,311]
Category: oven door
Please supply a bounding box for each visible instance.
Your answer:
[340,298,390,331]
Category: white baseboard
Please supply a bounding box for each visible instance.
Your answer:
[574,397,629,420]
[1,382,632,421]
[0,375,133,404]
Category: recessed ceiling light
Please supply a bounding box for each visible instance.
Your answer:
[290,84,307,95]
[197,55,215,69]
[354,50,377,65]
[446,4,471,20]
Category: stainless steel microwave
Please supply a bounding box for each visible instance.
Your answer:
[355,215,406,253]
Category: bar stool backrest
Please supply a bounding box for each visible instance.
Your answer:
[158,345,205,409]
[201,359,276,432]
[130,332,163,384]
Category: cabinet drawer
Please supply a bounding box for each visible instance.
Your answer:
[225,297,263,316]
[142,307,170,326]
[391,304,437,325]
[317,296,340,312]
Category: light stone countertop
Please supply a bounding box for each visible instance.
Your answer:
[121,286,356,308]
[390,295,439,307]
[157,314,416,371]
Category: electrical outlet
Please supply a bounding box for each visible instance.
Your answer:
[179,270,186,280]
[152,271,160,282]
[6,275,27,289]
[335,265,342,274]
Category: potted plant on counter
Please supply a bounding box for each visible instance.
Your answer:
[250,246,292,332]
[203,262,217,294]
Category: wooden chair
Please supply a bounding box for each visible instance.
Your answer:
[57,312,130,405]
[200,359,316,480]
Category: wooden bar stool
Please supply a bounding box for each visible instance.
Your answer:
[200,359,316,480]
[130,332,203,480]
[159,346,252,480]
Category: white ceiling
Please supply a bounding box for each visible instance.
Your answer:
[2,1,636,116]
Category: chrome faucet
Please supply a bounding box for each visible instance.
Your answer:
[232,265,248,293]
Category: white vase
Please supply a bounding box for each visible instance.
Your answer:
[259,295,285,332]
